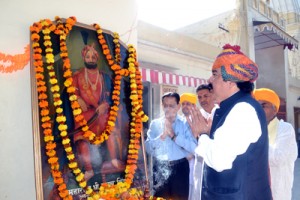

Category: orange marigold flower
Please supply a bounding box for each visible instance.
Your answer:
[35,73,44,80]
[106,54,112,60]
[58,183,67,191]
[59,190,69,198]
[34,66,44,73]
[83,130,93,137]
[112,95,119,100]
[102,44,108,49]
[52,170,62,178]
[51,163,59,171]
[63,69,72,77]
[46,142,56,150]
[40,108,50,116]
[48,157,58,164]
[37,86,47,92]
[60,45,68,52]
[108,60,114,65]
[43,128,52,135]
[111,106,119,111]
[54,177,64,185]
[74,114,84,122]
[111,64,120,71]
[99,38,105,45]
[42,121,52,129]
[31,33,40,41]
[46,149,56,157]
[109,116,116,121]
[60,52,68,58]
[103,49,110,55]
[38,93,47,100]
[67,86,76,93]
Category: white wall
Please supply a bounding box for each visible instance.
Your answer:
[255,46,286,98]
[0,0,137,199]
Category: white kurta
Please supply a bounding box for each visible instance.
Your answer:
[268,118,298,200]
[189,104,218,200]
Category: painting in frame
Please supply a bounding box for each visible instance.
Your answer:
[31,18,148,200]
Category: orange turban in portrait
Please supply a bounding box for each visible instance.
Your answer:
[180,93,197,104]
[81,43,99,61]
[212,44,258,83]
[252,88,280,112]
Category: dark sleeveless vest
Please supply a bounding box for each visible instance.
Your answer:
[201,91,272,200]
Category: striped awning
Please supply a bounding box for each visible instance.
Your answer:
[141,68,207,88]
[253,21,298,50]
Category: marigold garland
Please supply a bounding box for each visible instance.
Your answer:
[31,16,150,200]
[0,44,30,73]
[53,16,96,197]
[30,19,72,200]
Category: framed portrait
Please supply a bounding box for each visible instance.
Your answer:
[31,18,148,199]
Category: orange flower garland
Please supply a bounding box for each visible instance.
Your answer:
[31,16,149,199]
[54,16,97,198]
[0,44,30,73]
[30,20,72,200]
[125,44,148,187]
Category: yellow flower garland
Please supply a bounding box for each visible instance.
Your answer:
[31,16,149,200]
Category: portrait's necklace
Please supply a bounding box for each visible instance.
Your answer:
[84,68,99,91]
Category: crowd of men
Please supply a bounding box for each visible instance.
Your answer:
[145,44,298,200]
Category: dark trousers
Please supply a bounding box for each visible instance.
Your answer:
[153,158,189,200]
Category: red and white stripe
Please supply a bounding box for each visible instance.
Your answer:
[141,68,207,88]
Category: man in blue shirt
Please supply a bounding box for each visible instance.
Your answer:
[145,92,196,199]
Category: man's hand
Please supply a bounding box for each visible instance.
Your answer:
[96,102,109,115]
[160,118,175,140]
[78,97,88,112]
[187,105,211,138]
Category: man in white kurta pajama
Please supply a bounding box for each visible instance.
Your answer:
[254,88,298,200]
[188,44,272,200]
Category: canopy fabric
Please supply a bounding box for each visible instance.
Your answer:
[141,68,207,88]
[253,21,298,50]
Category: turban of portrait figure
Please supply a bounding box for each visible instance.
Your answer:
[81,43,99,61]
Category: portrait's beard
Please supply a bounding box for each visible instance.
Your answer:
[84,62,98,69]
